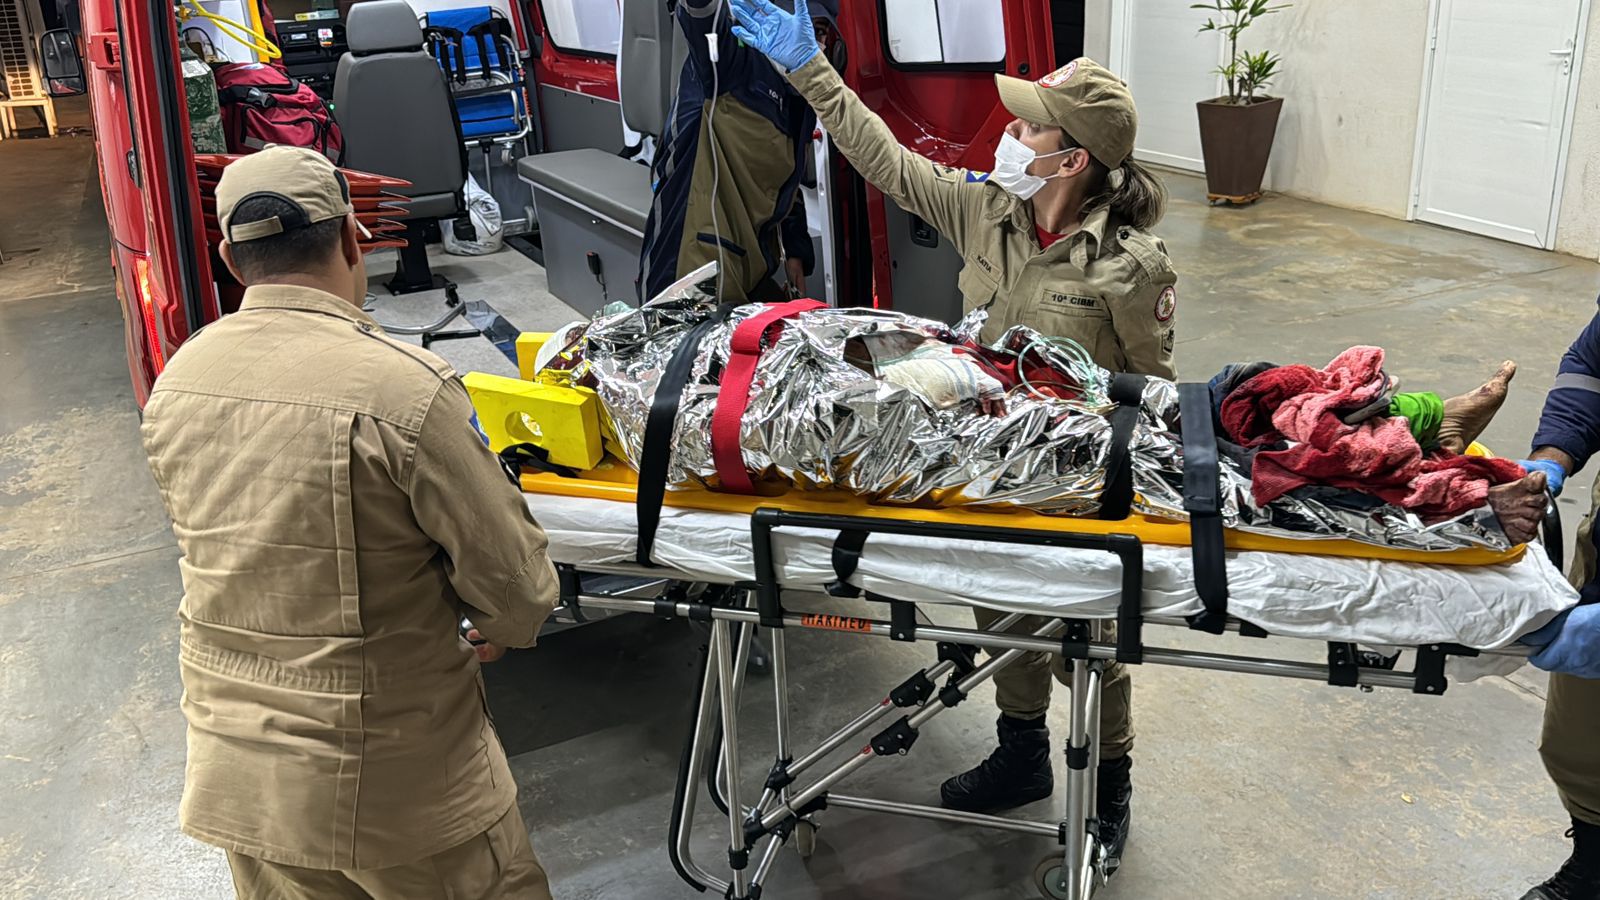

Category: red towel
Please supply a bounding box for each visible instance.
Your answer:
[1220,347,1525,519]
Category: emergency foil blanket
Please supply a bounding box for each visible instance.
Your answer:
[577,265,1508,553]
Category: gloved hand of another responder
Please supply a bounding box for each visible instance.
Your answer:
[1518,458,1567,497]
[730,0,820,72]
[1526,605,1600,679]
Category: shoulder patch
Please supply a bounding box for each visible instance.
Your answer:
[966,170,990,183]
[468,410,492,447]
[1154,285,1176,322]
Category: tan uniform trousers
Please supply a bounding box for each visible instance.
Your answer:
[973,608,1133,759]
[1541,479,1600,827]
[226,804,553,900]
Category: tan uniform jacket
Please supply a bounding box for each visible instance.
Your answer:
[140,285,559,871]
[788,57,1178,378]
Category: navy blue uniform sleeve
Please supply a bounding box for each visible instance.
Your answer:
[1532,304,1600,471]
[781,198,813,276]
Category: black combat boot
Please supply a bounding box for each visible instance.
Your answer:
[1096,754,1133,873]
[940,715,1053,812]
[1524,821,1600,900]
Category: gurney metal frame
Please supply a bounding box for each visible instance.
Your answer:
[547,505,1545,899]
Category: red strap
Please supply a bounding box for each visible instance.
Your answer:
[712,300,826,493]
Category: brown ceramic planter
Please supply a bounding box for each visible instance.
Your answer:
[1196,96,1284,205]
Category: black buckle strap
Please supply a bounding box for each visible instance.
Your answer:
[498,442,578,484]
[636,314,726,567]
[1098,374,1147,520]
[825,529,868,597]
[1178,382,1230,634]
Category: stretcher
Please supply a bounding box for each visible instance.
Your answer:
[520,469,1575,899]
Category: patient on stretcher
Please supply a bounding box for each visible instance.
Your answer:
[569,263,1548,554]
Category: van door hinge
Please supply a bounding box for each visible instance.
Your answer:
[88,31,122,72]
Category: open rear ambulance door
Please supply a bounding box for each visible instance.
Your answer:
[826,0,1061,319]
[115,0,217,398]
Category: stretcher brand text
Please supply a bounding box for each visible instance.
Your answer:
[800,613,873,633]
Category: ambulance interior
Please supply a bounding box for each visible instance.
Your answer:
[133,0,1090,382]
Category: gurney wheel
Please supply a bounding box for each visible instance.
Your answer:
[794,820,817,859]
[1033,856,1071,900]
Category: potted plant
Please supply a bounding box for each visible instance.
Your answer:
[1193,0,1289,204]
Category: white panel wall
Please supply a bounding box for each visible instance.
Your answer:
[1089,0,1600,260]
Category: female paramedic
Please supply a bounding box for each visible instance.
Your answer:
[731,0,1177,872]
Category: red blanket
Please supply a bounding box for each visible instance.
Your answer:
[1220,347,1524,519]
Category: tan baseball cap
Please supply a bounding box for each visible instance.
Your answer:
[217,145,368,243]
[995,58,1138,169]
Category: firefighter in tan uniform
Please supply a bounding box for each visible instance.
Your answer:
[732,0,1175,868]
[140,146,559,900]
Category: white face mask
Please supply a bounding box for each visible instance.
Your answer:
[991,132,1070,201]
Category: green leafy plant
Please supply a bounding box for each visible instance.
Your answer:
[1237,50,1282,102]
[1193,0,1290,104]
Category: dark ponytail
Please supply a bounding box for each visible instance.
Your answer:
[1083,159,1168,231]
[1061,131,1169,231]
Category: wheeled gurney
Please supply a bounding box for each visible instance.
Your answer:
[520,470,1573,900]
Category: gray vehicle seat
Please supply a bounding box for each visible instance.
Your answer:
[336,0,468,293]
[518,0,675,313]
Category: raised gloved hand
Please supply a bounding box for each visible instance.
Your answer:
[730,0,820,73]
[1529,605,1600,679]
[1519,458,1568,497]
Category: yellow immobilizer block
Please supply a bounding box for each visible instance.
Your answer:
[515,332,551,381]
[463,372,605,470]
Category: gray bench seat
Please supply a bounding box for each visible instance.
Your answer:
[518,150,654,237]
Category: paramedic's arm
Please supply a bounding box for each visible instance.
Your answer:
[1531,308,1600,477]
[784,57,983,255]
[1107,261,1178,381]
[409,379,559,649]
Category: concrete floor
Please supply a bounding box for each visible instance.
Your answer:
[5,100,1600,899]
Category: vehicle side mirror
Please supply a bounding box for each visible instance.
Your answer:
[39,29,86,97]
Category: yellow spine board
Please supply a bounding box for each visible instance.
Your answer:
[519,463,1524,568]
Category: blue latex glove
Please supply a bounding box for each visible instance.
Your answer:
[730,0,821,73]
[1519,458,1567,497]
[1530,605,1600,679]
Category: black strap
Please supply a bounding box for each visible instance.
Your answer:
[1178,382,1229,634]
[825,529,869,597]
[1097,373,1148,520]
[498,442,577,484]
[470,26,494,79]
[636,316,725,566]
[423,26,464,80]
[467,18,513,63]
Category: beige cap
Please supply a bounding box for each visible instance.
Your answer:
[217,145,367,243]
[995,58,1138,169]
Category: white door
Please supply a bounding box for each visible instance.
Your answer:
[1414,0,1587,248]
[1109,0,1223,172]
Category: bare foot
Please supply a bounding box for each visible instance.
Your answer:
[1489,471,1547,545]
[1438,360,1517,454]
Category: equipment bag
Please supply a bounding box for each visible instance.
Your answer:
[214,62,342,161]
